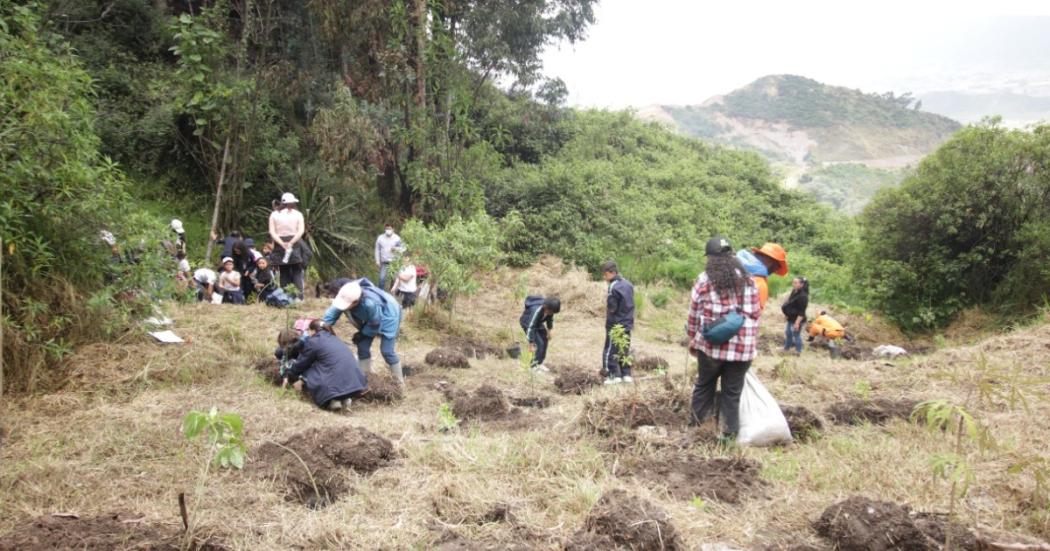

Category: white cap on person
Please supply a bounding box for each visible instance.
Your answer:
[222,256,234,264]
[99,230,116,246]
[170,219,185,234]
[280,192,299,204]
[332,281,362,311]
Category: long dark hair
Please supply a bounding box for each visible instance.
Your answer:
[705,254,748,296]
[309,319,335,336]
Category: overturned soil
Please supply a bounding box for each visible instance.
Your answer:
[583,380,691,434]
[815,496,976,550]
[633,456,766,503]
[448,336,505,360]
[0,513,224,551]
[252,356,282,386]
[426,347,472,369]
[355,374,404,403]
[448,384,511,421]
[552,365,603,394]
[826,399,919,426]
[251,426,396,508]
[633,355,670,372]
[780,404,824,441]
[567,489,681,550]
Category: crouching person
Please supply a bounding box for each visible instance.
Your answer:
[282,320,368,411]
[322,279,404,383]
[519,296,560,372]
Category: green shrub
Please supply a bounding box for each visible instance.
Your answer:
[650,289,671,309]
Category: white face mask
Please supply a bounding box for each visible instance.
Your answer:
[385,229,393,237]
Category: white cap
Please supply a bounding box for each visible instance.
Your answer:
[222,256,234,264]
[280,192,299,204]
[170,219,185,233]
[332,281,362,311]
[99,230,116,246]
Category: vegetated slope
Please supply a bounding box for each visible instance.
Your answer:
[798,164,909,216]
[650,75,962,165]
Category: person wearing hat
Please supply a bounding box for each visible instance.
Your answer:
[686,236,762,444]
[519,296,561,373]
[170,219,187,254]
[192,267,218,302]
[268,192,307,296]
[601,260,636,384]
[217,257,245,304]
[735,243,788,311]
[375,223,405,290]
[321,279,404,383]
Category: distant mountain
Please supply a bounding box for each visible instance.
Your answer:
[640,75,962,167]
[918,90,1050,127]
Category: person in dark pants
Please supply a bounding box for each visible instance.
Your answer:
[601,261,635,384]
[282,320,368,411]
[519,296,561,372]
[685,236,762,444]
[268,193,307,297]
[781,276,809,354]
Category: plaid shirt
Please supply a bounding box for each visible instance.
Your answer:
[686,271,761,362]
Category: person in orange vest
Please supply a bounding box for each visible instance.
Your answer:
[736,243,788,310]
[807,310,852,357]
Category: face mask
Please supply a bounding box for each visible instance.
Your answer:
[385,229,393,236]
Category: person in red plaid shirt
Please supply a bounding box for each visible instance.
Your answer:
[686,236,762,442]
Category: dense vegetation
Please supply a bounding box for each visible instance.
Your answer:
[798,164,907,215]
[858,122,1050,330]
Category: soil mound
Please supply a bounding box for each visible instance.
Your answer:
[426,348,472,369]
[450,384,512,421]
[815,496,976,550]
[252,357,282,385]
[355,374,404,403]
[0,513,223,551]
[633,355,670,372]
[826,399,919,426]
[567,489,681,550]
[450,336,505,360]
[251,426,395,508]
[780,404,824,440]
[634,456,765,503]
[552,365,603,394]
[582,380,690,434]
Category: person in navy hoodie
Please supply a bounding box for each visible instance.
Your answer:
[282,320,368,411]
[519,296,561,372]
[601,261,636,384]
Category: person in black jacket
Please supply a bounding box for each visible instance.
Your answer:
[781,277,809,354]
[601,261,636,384]
[282,320,368,411]
[519,296,561,372]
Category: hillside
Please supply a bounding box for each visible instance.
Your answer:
[647,75,962,165]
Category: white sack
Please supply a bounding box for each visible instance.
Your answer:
[873,344,908,358]
[737,371,792,446]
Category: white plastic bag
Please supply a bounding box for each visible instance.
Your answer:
[737,371,792,446]
[873,344,908,358]
[211,292,224,305]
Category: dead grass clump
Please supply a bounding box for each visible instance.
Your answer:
[449,384,511,421]
[582,380,690,434]
[826,398,919,426]
[426,348,472,369]
[355,375,404,403]
[780,404,824,441]
[815,496,976,550]
[567,489,681,550]
[0,513,225,551]
[252,356,282,385]
[633,355,670,372]
[553,365,603,394]
[634,455,766,503]
[251,426,396,508]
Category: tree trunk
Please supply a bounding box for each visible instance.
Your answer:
[204,133,233,263]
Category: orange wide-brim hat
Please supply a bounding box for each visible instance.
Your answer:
[751,243,789,276]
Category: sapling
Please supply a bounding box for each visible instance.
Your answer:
[181,407,246,548]
[609,324,633,370]
[437,402,460,432]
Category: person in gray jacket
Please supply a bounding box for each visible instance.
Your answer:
[601,261,636,385]
[374,223,405,289]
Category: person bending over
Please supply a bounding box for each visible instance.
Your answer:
[519,296,560,372]
[322,279,404,383]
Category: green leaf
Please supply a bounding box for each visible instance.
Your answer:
[182,411,206,438]
[219,413,243,436]
[229,448,245,469]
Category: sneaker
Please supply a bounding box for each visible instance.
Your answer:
[604,377,622,385]
[327,399,343,411]
[341,398,352,409]
[534,364,550,373]
[622,375,634,383]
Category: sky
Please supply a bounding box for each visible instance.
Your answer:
[540,0,1050,108]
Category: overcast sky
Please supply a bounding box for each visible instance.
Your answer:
[540,0,1050,108]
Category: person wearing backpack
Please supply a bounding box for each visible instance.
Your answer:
[781,277,809,355]
[519,296,561,373]
[601,261,635,384]
[321,279,404,383]
[686,236,762,444]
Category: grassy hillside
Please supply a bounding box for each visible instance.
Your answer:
[798,164,908,216]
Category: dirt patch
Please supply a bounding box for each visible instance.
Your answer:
[826,399,919,426]
[426,348,472,369]
[780,404,824,441]
[251,426,396,508]
[567,489,681,550]
[552,365,603,394]
[510,395,552,409]
[449,336,505,360]
[355,374,403,403]
[633,355,670,372]
[634,456,765,503]
[448,384,511,421]
[582,380,691,434]
[815,496,976,550]
[0,513,224,551]
[252,356,282,385]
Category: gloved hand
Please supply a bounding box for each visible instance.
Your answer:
[352,332,366,345]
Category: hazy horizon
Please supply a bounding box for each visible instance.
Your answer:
[541,0,1050,109]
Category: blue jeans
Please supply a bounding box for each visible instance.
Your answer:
[784,321,803,352]
[378,262,391,290]
[357,333,399,365]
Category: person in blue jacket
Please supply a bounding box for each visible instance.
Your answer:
[519,296,561,372]
[322,278,404,383]
[282,320,368,411]
[601,261,636,384]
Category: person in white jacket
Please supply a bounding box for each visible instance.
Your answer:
[374,223,404,289]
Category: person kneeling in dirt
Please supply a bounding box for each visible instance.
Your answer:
[686,237,762,444]
[519,296,561,373]
[322,279,404,383]
[282,320,368,411]
[192,267,218,302]
[602,261,636,384]
[807,311,852,358]
[736,242,789,312]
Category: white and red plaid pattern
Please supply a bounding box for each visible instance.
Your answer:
[686,271,761,362]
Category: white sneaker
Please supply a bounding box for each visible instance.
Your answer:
[341,398,352,409]
[604,377,622,385]
[327,399,343,411]
[533,364,550,373]
[622,375,634,383]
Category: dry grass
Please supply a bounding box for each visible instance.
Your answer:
[1,262,1049,549]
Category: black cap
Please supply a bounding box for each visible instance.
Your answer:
[705,236,732,256]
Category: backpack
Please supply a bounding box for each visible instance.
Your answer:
[266,288,294,308]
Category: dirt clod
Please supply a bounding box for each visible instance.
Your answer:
[826,399,919,426]
[553,365,603,394]
[450,384,511,421]
[634,456,765,503]
[251,426,395,508]
[780,404,824,440]
[568,489,681,550]
[356,374,404,403]
[0,513,224,551]
[426,348,472,369]
[252,356,282,385]
[633,355,670,372]
[583,380,690,434]
[815,496,976,551]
